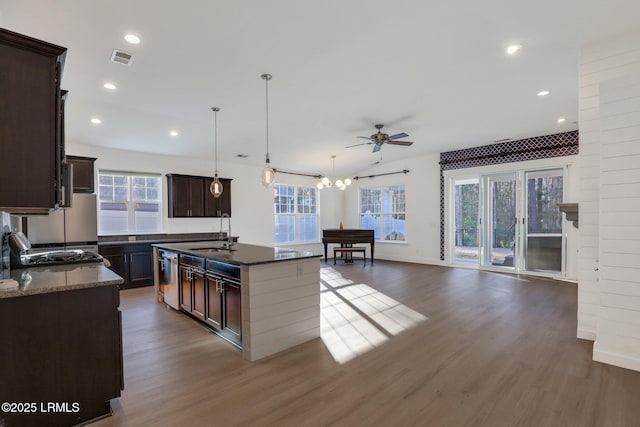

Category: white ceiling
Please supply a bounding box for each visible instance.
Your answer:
[1,0,639,177]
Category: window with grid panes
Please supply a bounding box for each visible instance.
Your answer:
[98,172,161,234]
[274,183,319,244]
[359,185,406,241]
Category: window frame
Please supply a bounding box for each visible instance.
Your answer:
[273,183,320,245]
[97,171,162,235]
[359,184,407,243]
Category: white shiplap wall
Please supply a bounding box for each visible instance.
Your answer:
[579,32,640,371]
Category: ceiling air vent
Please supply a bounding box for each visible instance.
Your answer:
[110,49,135,66]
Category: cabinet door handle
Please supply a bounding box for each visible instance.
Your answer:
[160,261,165,271]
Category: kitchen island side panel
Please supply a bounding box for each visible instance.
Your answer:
[242,258,321,361]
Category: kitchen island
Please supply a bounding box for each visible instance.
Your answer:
[153,241,321,361]
[0,264,124,427]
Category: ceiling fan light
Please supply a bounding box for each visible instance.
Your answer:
[326,181,333,188]
[316,182,324,190]
[210,176,224,198]
[321,176,330,186]
[338,184,346,191]
[335,179,344,188]
[344,178,352,186]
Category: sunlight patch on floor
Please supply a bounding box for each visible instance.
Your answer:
[320,267,428,364]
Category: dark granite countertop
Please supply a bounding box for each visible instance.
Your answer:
[153,241,321,266]
[98,233,237,246]
[0,263,123,299]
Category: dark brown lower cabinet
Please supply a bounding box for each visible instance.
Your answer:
[205,274,223,329]
[179,263,241,347]
[179,254,205,318]
[99,243,154,289]
[0,284,123,427]
[203,272,241,346]
[223,279,242,344]
[191,270,206,321]
[179,265,192,312]
[128,251,154,286]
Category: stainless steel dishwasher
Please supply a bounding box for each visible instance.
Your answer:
[159,250,179,309]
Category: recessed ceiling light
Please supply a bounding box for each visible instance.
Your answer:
[103,82,117,90]
[506,44,523,55]
[170,131,179,137]
[557,117,566,123]
[90,118,102,124]
[537,90,550,97]
[124,34,141,44]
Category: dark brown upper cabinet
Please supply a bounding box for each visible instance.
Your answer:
[0,28,67,214]
[167,174,232,218]
[204,177,232,217]
[66,155,97,193]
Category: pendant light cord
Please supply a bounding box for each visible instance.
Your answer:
[262,73,272,162]
[214,109,218,174]
[265,76,270,160]
[212,107,220,176]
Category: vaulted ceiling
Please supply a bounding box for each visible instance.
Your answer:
[1,0,639,176]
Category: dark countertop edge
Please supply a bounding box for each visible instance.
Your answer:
[229,253,322,266]
[1,264,124,300]
[152,242,322,266]
[0,279,123,299]
[98,237,237,246]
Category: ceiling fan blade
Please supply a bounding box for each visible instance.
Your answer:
[385,140,413,146]
[357,136,373,140]
[372,144,382,153]
[345,142,372,148]
[388,132,409,140]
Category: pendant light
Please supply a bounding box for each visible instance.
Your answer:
[210,107,223,198]
[260,73,276,187]
[317,155,352,191]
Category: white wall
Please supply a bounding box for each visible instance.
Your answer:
[342,153,443,265]
[579,31,640,371]
[67,142,338,251]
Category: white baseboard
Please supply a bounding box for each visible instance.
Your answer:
[593,344,640,372]
[577,328,596,341]
[373,255,447,266]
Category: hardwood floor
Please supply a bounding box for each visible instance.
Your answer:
[92,261,640,427]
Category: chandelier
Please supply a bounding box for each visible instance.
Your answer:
[317,155,351,191]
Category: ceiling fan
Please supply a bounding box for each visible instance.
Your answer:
[346,124,413,153]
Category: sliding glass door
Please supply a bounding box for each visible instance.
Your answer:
[453,178,479,264]
[449,167,565,276]
[482,173,516,270]
[523,169,563,274]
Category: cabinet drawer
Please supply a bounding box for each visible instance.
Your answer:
[180,254,205,270]
[206,259,240,280]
